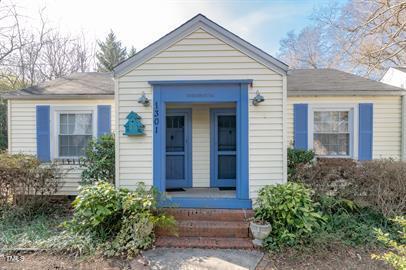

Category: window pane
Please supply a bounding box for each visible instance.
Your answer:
[59,135,92,157]
[166,116,185,152]
[60,114,69,134]
[72,114,92,134]
[60,113,92,135]
[218,115,236,151]
[314,111,349,133]
[338,112,349,132]
[314,133,349,156]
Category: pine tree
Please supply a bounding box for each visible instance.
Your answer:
[96,30,127,72]
[128,46,137,58]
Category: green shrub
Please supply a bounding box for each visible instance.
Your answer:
[372,216,406,270]
[310,196,402,248]
[51,181,175,258]
[80,134,115,185]
[287,148,315,179]
[255,182,324,249]
[0,153,62,207]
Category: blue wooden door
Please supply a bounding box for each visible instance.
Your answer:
[166,109,192,189]
[211,109,237,188]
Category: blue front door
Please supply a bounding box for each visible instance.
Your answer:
[211,109,237,188]
[165,109,192,189]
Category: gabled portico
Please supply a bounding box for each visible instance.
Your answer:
[150,80,251,208]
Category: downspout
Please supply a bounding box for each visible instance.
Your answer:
[7,99,11,154]
[114,77,120,188]
[402,93,406,160]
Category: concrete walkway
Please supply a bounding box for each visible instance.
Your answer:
[142,248,264,270]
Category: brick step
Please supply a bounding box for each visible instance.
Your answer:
[157,220,250,238]
[162,208,254,222]
[155,236,254,249]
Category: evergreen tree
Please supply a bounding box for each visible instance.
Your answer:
[128,46,137,58]
[96,30,127,72]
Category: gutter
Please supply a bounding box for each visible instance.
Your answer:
[288,90,404,97]
[2,94,114,100]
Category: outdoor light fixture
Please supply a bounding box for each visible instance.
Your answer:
[252,90,265,106]
[138,92,150,106]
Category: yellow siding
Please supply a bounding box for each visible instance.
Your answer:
[287,96,402,159]
[191,106,210,188]
[9,99,115,195]
[117,28,286,199]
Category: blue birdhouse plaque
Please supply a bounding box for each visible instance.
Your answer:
[123,111,145,136]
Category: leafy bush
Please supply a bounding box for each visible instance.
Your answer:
[287,148,315,179]
[294,158,406,217]
[372,216,406,270]
[80,134,115,185]
[310,196,402,248]
[255,182,324,249]
[0,152,62,206]
[49,181,175,258]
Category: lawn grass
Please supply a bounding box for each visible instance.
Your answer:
[0,203,71,249]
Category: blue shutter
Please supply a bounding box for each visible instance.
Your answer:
[294,104,308,150]
[97,105,111,137]
[36,105,50,162]
[359,103,373,160]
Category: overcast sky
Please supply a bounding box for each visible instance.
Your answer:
[10,0,346,55]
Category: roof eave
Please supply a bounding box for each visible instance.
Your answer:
[288,90,404,97]
[2,94,115,100]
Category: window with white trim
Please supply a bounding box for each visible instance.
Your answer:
[313,110,350,156]
[308,104,358,158]
[58,112,93,157]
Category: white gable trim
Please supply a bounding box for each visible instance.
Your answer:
[113,14,288,77]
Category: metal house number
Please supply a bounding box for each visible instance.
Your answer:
[154,101,159,134]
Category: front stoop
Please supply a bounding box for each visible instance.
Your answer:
[155,208,255,249]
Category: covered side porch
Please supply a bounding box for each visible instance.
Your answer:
[150,80,252,209]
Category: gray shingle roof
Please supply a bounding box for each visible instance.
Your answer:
[2,69,404,100]
[2,72,114,99]
[394,67,406,73]
[288,69,403,96]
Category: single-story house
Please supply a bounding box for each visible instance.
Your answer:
[3,14,405,209]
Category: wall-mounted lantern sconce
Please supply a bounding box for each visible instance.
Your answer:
[138,92,150,106]
[252,90,265,106]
